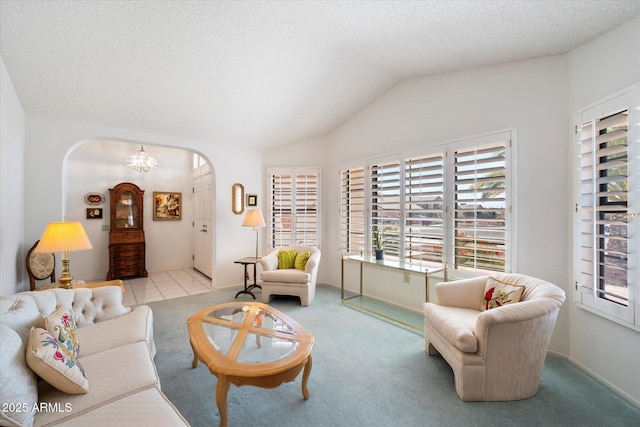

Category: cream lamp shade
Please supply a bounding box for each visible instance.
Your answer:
[242,209,266,259]
[35,221,93,288]
[242,209,266,228]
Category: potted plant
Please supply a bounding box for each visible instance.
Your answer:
[372,225,389,260]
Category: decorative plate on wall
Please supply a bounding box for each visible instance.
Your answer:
[84,193,105,205]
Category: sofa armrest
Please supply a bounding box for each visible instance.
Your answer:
[304,250,321,274]
[474,298,562,359]
[434,276,487,309]
[260,250,279,271]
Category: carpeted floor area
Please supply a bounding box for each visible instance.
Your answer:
[149,284,640,427]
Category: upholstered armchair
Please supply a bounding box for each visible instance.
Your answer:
[259,245,321,306]
[423,273,565,401]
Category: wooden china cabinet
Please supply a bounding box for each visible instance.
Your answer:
[106,182,148,280]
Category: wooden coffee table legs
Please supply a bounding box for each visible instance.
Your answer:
[301,354,312,400]
[207,355,313,427]
[216,375,231,427]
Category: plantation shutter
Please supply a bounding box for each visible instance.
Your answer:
[578,110,629,306]
[370,160,401,258]
[268,168,320,249]
[404,153,444,264]
[295,172,319,246]
[453,140,507,272]
[270,172,293,247]
[341,167,365,255]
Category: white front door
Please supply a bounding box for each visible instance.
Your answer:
[193,170,213,278]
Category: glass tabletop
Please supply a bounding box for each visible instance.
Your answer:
[202,304,299,363]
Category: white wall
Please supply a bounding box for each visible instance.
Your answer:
[567,15,640,406]
[64,141,194,282]
[311,55,571,353]
[23,115,263,292]
[0,55,26,295]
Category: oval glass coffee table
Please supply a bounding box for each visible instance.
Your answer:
[187,302,314,427]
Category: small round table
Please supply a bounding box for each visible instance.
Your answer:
[187,302,314,427]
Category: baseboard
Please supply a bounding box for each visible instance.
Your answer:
[567,355,640,409]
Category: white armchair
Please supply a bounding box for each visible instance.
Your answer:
[259,245,321,306]
[423,273,565,401]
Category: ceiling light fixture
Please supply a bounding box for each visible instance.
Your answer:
[126,145,158,172]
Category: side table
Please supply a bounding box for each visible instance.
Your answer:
[234,257,261,299]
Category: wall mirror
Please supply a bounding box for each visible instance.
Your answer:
[232,183,244,215]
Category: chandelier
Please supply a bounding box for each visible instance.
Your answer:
[126,145,158,172]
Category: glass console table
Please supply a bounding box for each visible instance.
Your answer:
[340,255,447,332]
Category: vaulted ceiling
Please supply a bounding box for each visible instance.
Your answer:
[1,1,639,149]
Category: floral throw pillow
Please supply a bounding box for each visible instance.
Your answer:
[44,305,80,359]
[25,327,89,394]
[481,276,525,311]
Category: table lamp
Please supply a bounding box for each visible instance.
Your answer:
[242,209,266,259]
[35,221,93,288]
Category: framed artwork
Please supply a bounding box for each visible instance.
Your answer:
[86,208,103,219]
[84,193,105,205]
[247,194,257,207]
[153,192,182,221]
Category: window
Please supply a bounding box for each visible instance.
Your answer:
[340,131,511,274]
[370,160,401,258]
[268,168,320,248]
[453,142,507,272]
[576,85,639,327]
[405,153,445,264]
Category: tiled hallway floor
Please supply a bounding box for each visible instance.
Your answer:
[120,269,213,306]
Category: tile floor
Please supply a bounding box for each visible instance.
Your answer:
[120,269,213,306]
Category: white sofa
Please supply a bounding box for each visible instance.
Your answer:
[0,283,188,427]
[259,245,321,306]
[423,273,565,401]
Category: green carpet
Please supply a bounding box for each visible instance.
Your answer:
[149,284,640,427]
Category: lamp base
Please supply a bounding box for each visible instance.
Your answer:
[58,255,74,289]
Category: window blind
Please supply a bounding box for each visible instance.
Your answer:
[453,141,507,272]
[295,173,319,246]
[579,110,629,306]
[341,168,365,255]
[270,172,293,247]
[404,153,444,264]
[370,161,401,258]
[268,168,320,249]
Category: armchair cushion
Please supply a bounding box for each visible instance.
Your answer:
[423,305,478,353]
[481,276,525,311]
[277,249,297,269]
[261,269,311,283]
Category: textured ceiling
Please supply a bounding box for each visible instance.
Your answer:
[1,1,639,149]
